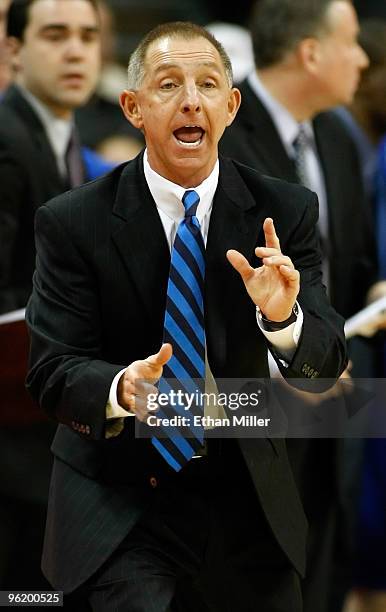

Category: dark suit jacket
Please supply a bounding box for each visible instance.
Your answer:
[0,85,89,315]
[25,153,347,592]
[219,79,377,319]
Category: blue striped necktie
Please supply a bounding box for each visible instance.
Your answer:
[152,189,205,471]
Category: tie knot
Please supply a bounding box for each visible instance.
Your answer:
[182,190,200,217]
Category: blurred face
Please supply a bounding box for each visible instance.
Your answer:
[14,0,100,117]
[315,1,368,107]
[120,35,241,187]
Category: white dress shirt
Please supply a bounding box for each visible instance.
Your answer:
[17,84,73,179]
[106,150,303,433]
[247,72,329,255]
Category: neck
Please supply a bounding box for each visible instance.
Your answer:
[257,65,317,122]
[16,78,73,121]
[146,152,217,189]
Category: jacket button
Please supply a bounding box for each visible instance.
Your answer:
[149,476,158,488]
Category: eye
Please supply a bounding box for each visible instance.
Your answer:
[82,31,99,44]
[202,80,216,89]
[160,81,177,90]
[42,31,66,42]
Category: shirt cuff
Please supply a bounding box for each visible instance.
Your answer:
[105,367,133,439]
[256,302,303,361]
[107,367,133,418]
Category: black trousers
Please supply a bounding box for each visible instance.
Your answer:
[85,441,302,612]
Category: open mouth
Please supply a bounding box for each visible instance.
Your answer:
[173,126,205,148]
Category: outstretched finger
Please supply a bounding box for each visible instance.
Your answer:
[226,249,254,282]
[263,218,281,250]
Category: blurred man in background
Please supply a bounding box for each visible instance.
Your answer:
[0,0,101,315]
[220,1,378,611]
[0,0,102,597]
[338,18,386,612]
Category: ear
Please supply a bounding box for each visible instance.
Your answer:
[119,89,144,130]
[7,36,22,72]
[225,87,242,127]
[297,38,322,75]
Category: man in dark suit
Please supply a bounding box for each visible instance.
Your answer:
[219,1,377,610]
[220,0,376,320]
[0,0,103,595]
[26,21,347,611]
[0,0,102,315]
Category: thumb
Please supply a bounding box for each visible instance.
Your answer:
[226,249,253,282]
[146,343,173,369]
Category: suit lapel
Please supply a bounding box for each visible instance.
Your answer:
[238,81,298,181]
[4,85,65,190]
[111,155,170,325]
[313,114,341,251]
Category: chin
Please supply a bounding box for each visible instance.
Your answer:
[172,152,203,168]
[61,90,92,109]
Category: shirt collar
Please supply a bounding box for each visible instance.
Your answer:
[17,84,73,161]
[247,71,314,157]
[143,148,219,224]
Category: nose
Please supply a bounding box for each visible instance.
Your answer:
[180,83,201,114]
[64,35,86,61]
[358,45,369,70]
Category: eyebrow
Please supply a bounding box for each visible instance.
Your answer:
[38,24,100,34]
[153,61,222,75]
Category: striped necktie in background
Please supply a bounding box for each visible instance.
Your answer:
[293,124,311,189]
[293,123,330,269]
[152,189,206,471]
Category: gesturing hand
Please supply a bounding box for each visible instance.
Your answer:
[226,218,299,322]
[117,343,172,422]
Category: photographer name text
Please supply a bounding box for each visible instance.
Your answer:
[147,415,270,428]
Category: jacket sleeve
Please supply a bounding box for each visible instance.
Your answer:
[269,190,348,389]
[26,203,126,441]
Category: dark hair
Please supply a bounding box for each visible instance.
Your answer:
[250,0,351,69]
[127,21,234,89]
[7,0,98,40]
